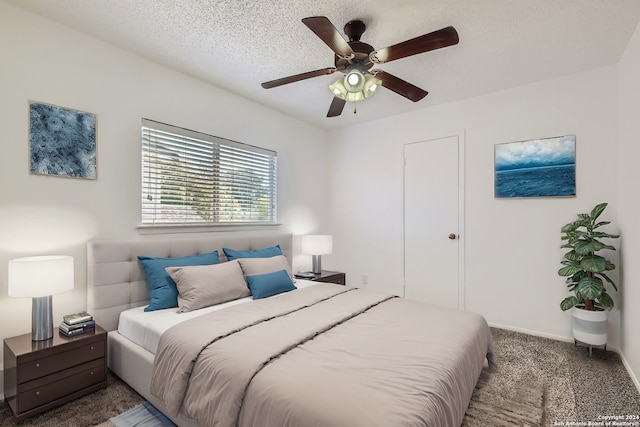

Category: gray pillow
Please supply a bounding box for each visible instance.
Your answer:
[237,255,293,278]
[166,259,250,313]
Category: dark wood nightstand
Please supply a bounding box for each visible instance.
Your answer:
[3,325,108,421]
[297,270,346,285]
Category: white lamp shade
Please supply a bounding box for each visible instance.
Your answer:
[301,235,333,255]
[8,255,74,298]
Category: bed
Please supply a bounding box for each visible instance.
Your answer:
[87,233,494,427]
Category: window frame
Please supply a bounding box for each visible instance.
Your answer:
[140,119,278,229]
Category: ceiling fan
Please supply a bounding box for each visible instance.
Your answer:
[261,16,459,117]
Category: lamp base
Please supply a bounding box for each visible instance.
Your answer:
[32,295,53,341]
[311,255,322,274]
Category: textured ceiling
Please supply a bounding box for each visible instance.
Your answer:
[7,0,640,129]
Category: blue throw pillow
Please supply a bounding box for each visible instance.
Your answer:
[138,251,219,312]
[246,269,297,300]
[223,245,282,261]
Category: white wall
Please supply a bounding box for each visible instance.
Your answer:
[618,21,640,389]
[0,1,331,392]
[328,66,621,347]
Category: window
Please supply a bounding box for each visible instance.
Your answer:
[141,119,277,225]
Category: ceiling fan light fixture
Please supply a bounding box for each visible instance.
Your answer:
[329,71,381,102]
[343,70,365,92]
[329,78,348,100]
[362,73,382,98]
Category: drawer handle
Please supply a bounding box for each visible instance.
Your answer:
[90,346,94,350]
[35,363,40,368]
[90,371,94,375]
[35,391,40,396]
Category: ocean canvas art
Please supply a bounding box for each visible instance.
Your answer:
[495,135,576,198]
[29,102,97,179]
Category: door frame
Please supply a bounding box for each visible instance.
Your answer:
[402,130,466,310]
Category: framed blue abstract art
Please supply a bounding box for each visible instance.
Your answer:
[29,101,97,179]
[495,135,576,198]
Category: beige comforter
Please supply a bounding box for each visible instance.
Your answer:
[151,284,494,427]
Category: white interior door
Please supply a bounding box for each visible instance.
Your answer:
[404,135,464,309]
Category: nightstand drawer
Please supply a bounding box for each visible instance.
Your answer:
[18,339,105,383]
[17,358,105,413]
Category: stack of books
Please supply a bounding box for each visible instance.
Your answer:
[59,311,95,337]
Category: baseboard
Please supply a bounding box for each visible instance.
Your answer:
[618,351,640,394]
[488,322,574,344]
[489,322,640,394]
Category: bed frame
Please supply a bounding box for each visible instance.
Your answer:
[87,233,293,427]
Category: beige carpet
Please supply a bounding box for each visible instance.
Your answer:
[2,327,638,427]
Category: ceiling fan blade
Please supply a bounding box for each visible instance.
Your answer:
[302,16,354,59]
[375,71,428,102]
[371,26,459,64]
[327,97,346,117]
[262,67,337,89]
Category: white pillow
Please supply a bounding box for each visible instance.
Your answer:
[166,259,250,313]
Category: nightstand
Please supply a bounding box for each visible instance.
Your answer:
[3,325,107,421]
[307,270,346,285]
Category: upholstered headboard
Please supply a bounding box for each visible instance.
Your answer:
[87,233,292,331]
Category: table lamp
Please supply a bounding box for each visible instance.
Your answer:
[8,255,74,341]
[301,235,333,274]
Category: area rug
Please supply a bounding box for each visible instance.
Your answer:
[462,369,544,426]
[109,402,176,427]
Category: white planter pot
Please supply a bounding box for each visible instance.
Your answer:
[572,306,607,346]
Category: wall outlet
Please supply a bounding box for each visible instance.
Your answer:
[361,275,368,285]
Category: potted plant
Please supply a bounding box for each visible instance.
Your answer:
[558,202,620,348]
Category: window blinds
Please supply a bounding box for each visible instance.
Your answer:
[141,119,277,225]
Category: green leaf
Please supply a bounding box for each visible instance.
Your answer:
[560,296,578,311]
[598,292,614,310]
[593,221,611,230]
[558,265,582,276]
[573,230,588,239]
[567,283,578,291]
[574,270,587,280]
[591,231,619,239]
[580,255,607,273]
[574,240,606,255]
[577,276,604,300]
[578,213,591,222]
[590,203,608,221]
[599,273,618,291]
[563,250,581,261]
[561,221,582,233]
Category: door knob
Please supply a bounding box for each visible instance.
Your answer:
[448,233,457,240]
